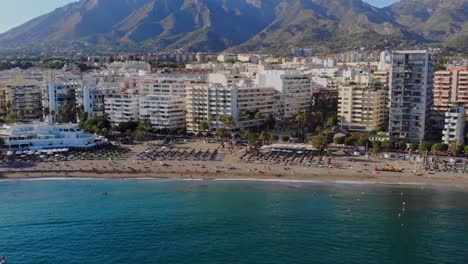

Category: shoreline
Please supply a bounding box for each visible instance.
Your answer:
[2,169,468,188]
[1,139,467,188]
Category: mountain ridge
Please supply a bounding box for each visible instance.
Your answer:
[0,0,466,54]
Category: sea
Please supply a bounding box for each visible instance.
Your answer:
[0,178,467,264]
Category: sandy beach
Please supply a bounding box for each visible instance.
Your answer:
[1,139,468,187]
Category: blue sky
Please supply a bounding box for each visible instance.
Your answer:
[0,0,399,34]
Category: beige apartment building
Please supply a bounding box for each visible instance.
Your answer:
[185,83,276,133]
[338,82,388,132]
[433,66,468,113]
[0,79,43,121]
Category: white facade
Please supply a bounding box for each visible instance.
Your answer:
[139,74,204,97]
[42,81,81,123]
[77,87,119,118]
[139,95,186,129]
[104,93,140,125]
[186,84,238,133]
[442,106,465,145]
[0,123,101,150]
[256,70,312,119]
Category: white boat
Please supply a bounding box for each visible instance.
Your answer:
[1,256,7,264]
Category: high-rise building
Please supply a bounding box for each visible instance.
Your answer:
[338,82,388,132]
[433,66,468,113]
[104,93,140,125]
[442,106,465,145]
[389,50,434,144]
[139,95,186,130]
[0,79,43,121]
[42,80,81,123]
[185,84,238,133]
[256,70,312,119]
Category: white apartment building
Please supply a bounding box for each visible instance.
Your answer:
[139,95,186,129]
[186,84,238,133]
[0,123,101,150]
[42,80,82,123]
[256,70,312,119]
[107,61,151,75]
[104,93,140,125]
[77,87,119,118]
[185,83,276,132]
[139,74,204,97]
[217,54,237,62]
[442,106,465,145]
[338,83,388,132]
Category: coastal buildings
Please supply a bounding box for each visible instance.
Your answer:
[338,82,388,132]
[0,79,43,121]
[139,74,205,97]
[311,88,338,117]
[186,84,238,133]
[236,85,276,130]
[0,123,101,150]
[42,80,81,123]
[139,95,186,130]
[256,70,312,119]
[76,87,119,118]
[442,106,465,145]
[104,93,140,125]
[433,66,468,113]
[389,50,434,144]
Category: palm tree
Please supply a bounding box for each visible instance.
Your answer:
[295,111,307,141]
[338,116,346,131]
[223,115,235,130]
[448,141,461,157]
[255,111,262,133]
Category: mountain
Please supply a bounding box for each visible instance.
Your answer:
[0,0,466,54]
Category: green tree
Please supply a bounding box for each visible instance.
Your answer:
[80,115,111,135]
[419,142,434,156]
[409,143,419,152]
[448,142,461,156]
[243,131,258,148]
[269,133,278,143]
[199,121,209,133]
[223,115,235,130]
[5,113,17,124]
[295,111,307,140]
[334,136,345,145]
[372,141,381,156]
[345,135,358,146]
[255,111,263,133]
[57,103,77,123]
[432,143,448,154]
[381,140,393,150]
[116,120,139,134]
[396,141,407,152]
[464,145,468,157]
[259,131,269,144]
[356,135,370,147]
[326,116,338,128]
[311,131,331,154]
[215,127,229,139]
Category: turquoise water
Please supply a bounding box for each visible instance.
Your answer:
[0,179,467,263]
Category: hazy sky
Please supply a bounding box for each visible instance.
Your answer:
[0,0,400,34]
